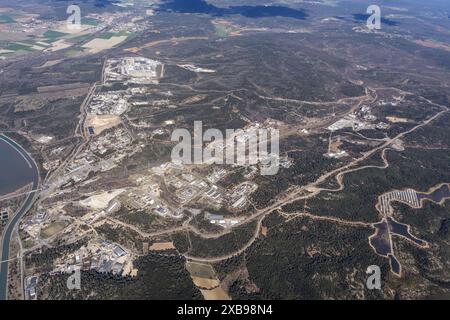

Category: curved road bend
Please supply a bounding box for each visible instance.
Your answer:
[0,134,40,300]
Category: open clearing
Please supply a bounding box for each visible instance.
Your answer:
[40,221,68,239]
[0,49,13,54]
[82,36,128,54]
[329,138,343,153]
[54,24,93,35]
[149,241,175,251]
[181,94,206,105]
[200,287,231,300]
[186,261,217,279]
[125,36,209,52]
[86,115,121,135]
[414,40,450,52]
[80,189,126,210]
[186,261,222,291]
[191,277,220,289]
[386,116,409,123]
[45,39,72,52]
[37,59,62,68]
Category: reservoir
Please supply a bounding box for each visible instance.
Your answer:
[388,254,401,276]
[0,136,35,197]
[387,217,427,247]
[157,0,308,20]
[417,184,450,204]
[370,219,392,257]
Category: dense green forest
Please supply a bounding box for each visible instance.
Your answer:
[38,253,202,300]
[285,147,450,222]
[242,215,389,299]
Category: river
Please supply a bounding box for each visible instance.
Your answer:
[0,134,40,300]
[0,137,35,197]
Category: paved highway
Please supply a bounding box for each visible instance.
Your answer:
[0,134,40,300]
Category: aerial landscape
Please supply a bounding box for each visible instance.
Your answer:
[0,0,449,301]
